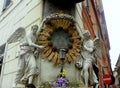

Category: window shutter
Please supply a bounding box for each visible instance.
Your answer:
[0,56,3,74]
[2,0,11,11]
[0,44,5,55]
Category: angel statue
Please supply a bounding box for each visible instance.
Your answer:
[7,25,44,87]
[75,30,99,87]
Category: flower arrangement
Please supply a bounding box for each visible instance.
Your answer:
[53,70,67,88]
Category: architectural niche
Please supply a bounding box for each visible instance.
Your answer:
[37,13,82,64]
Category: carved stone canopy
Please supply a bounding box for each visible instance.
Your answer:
[37,13,82,64]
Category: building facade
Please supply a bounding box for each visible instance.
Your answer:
[114,55,120,88]
[82,0,115,87]
[0,0,114,88]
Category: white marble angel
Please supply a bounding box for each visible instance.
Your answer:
[7,25,44,87]
[75,30,100,87]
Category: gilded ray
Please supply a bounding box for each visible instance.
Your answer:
[72,49,80,56]
[69,49,77,55]
[68,27,75,34]
[48,52,55,61]
[73,43,81,48]
[37,42,48,46]
[61,20,68,29]
[57,56,61,64]
[43,47,51,54]
[73,39,81,43]
[52,52,58,64]
[40,32,50,37]
[51,19,58,28]
[68,50,76,61]
[72,35,80,39]
[72,31,78,36]
[44,26,55,32]
[37,40,49,44]
[36,15,83,64]
[66,54,72,63]
[45,48,52,57]
[37,36,48,41]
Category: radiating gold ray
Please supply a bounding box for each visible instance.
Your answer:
[63,19,71,29]
[37,42,48,46]
[72,49,80,56]
[37,16,83,64]
[40,32,50,37]
[37,40,49,44]
[66,53,72,63]
[45,48,52,57]
[72,31,78,36]
[68,50,76,61]
[68,27,75,34]
[51,20,55,28]
[52,52,58,64]
[57,55,61,64]
[37,36,48,41]
[73,39,81,43]
[73,43,82,48]
[42,26,55,34]
[43,46,51,54]
[72,35,80,39]
[48,52,55,61]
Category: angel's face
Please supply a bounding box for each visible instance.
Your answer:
[83,31,90,40]
[32,25,38,35]
[32,28,37,34]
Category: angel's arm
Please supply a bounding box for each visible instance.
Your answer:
[84,44,93,52]
[83,40,94,52]
[94,37,99,44]
[36,21,44,36]
[27,33,44,49]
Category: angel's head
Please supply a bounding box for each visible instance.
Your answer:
[83,30,90,40]
[31,25,38,35]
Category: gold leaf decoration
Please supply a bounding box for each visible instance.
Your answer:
[37,14,82,64]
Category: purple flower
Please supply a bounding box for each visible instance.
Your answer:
[53,77,67,88]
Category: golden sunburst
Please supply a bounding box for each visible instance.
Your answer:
[37,14,82,64]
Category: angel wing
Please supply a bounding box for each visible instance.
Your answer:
[93,37,102,58]
[7,27,26,44]
[94,37,99,46]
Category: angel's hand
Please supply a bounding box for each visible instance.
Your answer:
[38,45,44,49]
[34,50,39,58]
